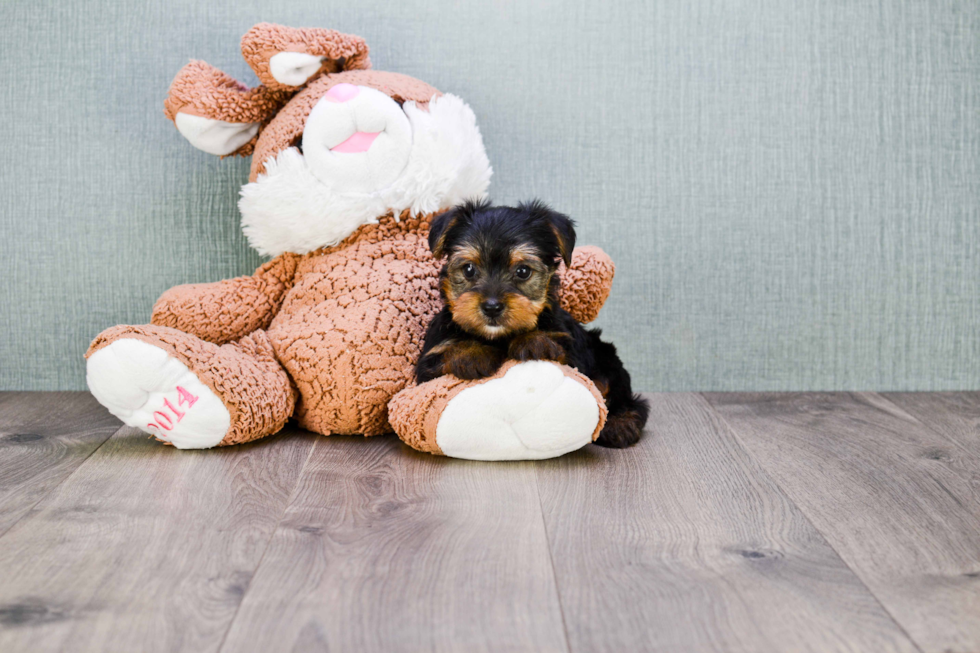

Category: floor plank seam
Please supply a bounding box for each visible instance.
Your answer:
[532,468,573,653]
[214,435,319,653]
[697,393,928,653]
[0,423,126,543]
[870,392,980,465]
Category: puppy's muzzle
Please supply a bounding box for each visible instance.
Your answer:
[480,298,504,319]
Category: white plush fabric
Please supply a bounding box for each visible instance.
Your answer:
[86,339,230,449]
[435,361,600,461]
[301,86,413,194]
[268,52,325,86]
[238,93,492,257]
[174,112,259,156]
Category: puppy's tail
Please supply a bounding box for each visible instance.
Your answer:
[594,393,650,449]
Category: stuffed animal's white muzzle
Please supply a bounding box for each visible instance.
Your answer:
[301,84,413,194]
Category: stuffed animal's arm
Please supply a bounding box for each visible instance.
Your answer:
[557,245,615,324]
[150,253,300,345]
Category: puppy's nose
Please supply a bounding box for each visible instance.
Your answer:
[325,83,360,103]
[481,298,504,318]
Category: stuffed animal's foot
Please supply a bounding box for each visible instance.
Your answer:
[86,325,296,449]
[389,361,607,461]
[87,337,231,449]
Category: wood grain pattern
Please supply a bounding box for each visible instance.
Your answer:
[0,425,316,653]
[4,392,980,652]
[0,392,122,537]
[705,392,980,653]
[536,393,918,653]
[881,392,980,459]
[220,435,568,653]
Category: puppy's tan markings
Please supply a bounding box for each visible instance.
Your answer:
[430,212,462,259]
[509,244,542,268]
[507,330,568,364]
[549,222,574,267]
[498,294,547,335]
[450,292,493,336]
[594,377,610,398]
[440,277,457,311]
[444,245,483,311]
[426,338,457,355]
[454,245,481,265]
[441,340,505,380]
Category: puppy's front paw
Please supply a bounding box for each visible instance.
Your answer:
[508,331,567,364]
[445,341,505,380]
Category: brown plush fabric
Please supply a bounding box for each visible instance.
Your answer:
[163,60,294,157]
[162,25,376,160]
[266,213,441,437]
[86,325,296,446]
[89,214,613,448]
[557,245,616,324]
[387,360,609,456]
[126,23,619,454]
[151,253,300,345]
[248,70,440,182]
[240,23,372,91]
[163,60,292,124]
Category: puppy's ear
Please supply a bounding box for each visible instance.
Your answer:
[521,200,576,267]
[550,212,577,268]
[428,199,487,258]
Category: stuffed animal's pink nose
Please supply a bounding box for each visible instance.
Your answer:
[325,83,360,103]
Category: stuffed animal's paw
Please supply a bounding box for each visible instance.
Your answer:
[435,361,600,460]
[86,338,230,449]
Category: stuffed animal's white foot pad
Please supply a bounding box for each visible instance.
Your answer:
[86,339,230,449]
[436,361,600,461]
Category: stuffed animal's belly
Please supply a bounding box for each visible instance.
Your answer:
[264,229,442,436]
[266,298,434,436]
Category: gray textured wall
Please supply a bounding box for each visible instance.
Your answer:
[1,0,978,391]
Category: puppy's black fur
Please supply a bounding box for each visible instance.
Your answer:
[417,199,649,448]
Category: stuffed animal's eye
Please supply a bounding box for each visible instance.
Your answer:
[462,263,477,279]
[515,264,532,280]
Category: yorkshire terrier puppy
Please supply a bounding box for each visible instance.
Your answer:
[417,199,649,448]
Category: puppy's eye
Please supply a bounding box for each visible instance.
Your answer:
[462,263,477,279]
[515,264,532,280]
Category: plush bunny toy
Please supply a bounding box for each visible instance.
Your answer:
[85,23,616,460]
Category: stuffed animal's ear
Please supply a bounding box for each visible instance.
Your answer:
[164,60,292,157]
[241,23,371,91]
[520,200,576,267]
[429,200,486,258]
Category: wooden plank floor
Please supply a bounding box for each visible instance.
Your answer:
[0,392,978,653]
